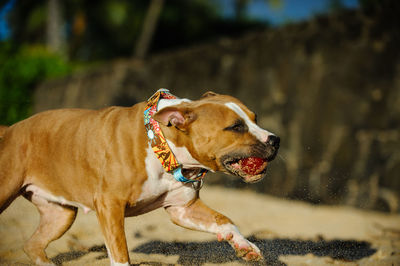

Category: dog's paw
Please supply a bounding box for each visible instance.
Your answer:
[231,236,262,261]
[217,231,263,261]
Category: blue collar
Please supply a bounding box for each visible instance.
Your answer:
[172,167,208,183]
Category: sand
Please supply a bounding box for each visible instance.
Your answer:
[0,185,399,265]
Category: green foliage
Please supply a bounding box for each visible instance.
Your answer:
[7,0,268,61]
[0,43,71,125]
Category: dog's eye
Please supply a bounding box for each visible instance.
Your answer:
[224,120,248,133]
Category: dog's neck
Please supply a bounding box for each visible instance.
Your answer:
[144,89,207,183]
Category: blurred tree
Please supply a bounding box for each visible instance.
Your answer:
[0,44,70,125]
[234,0,250,21]
[0,0,267,124]
[233,0,283,21]
[152,0,266,53]
[328,0,345,12]
[7,0,47,45]
[134,0,164,59]
[4,0,267,61]
[46,0,64,54]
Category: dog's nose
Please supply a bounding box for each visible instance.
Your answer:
[267,135,280,148]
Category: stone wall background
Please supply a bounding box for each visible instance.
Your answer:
[34,8,400,212]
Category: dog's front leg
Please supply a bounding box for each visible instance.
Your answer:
[94,197,129,266]
[165,198,263,261]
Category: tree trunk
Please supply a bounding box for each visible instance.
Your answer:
[134,0,164,59]
[46,0,63,54]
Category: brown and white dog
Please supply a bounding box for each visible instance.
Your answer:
[0,91,280,265]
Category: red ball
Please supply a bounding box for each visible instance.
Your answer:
[239,157,267,175]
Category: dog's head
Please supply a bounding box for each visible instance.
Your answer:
[154,92,280,183]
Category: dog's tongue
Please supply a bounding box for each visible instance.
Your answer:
[234,157,267,175]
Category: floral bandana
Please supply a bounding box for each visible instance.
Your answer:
[144,89,207,184]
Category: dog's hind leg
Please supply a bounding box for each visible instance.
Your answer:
[23,193,77,266]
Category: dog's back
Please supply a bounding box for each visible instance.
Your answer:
[0,125,7,138]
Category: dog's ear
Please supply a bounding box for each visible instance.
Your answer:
[153,106,196,131]
[201,91,219,98]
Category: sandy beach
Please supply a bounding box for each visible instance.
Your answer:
[1,185,399,265]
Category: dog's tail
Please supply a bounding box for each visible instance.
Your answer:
[0,125,8,139]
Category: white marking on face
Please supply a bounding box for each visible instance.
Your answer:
[225,102,274,143]
[25,185,92,213]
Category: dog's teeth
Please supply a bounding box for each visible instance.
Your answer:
[231,162,241,170]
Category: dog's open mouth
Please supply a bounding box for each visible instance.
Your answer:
[223,156,268,183]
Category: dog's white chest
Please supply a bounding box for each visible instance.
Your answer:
[137,146,196,207]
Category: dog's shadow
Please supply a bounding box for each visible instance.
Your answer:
[51,236,376,265]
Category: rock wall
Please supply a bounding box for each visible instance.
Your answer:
[34,8,400,212]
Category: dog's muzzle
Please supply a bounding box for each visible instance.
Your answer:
[221,135,280,183]
[265,135,280,161]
